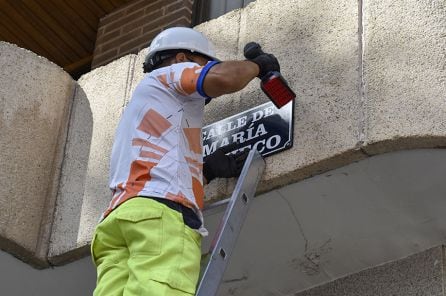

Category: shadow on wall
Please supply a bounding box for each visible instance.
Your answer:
[49,85,94,264]
[0,250,96,296]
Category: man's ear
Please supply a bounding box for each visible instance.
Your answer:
[174,52,188,63]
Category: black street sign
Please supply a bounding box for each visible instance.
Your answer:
[202,101,294,158]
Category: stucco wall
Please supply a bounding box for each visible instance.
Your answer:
[0,0,445,267]
[295,246,446,295]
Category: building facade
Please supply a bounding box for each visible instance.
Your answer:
[1,0,446,295]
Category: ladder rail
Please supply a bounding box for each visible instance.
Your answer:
[196,149,265,296]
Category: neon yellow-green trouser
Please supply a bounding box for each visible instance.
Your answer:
[91,197,202,296]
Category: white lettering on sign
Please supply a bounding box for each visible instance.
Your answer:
[251,106,275,123]
[204,123,269,156]
[230,134,282,155]
[202,101,293,158]
[202,115,248,141]
[254,123,267,138]
[203,141,218,156]
[266,135,281,149]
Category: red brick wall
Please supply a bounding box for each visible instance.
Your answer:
[92,0,194,68]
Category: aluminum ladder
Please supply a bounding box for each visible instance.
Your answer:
[196,149,265,296]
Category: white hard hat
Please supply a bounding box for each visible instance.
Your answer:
[144,27,219,72]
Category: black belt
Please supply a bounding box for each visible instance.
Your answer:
[146,196,202,230]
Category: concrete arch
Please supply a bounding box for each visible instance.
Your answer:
[0,42,75,267]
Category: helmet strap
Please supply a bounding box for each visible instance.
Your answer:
[143,50,192,73]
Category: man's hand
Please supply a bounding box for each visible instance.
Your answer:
[248,53,280,79]
[243,42,280,79]
[203,145,249,184]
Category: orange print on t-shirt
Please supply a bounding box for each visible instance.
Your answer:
[191,177,204,209]
[183,128,202,154]
[157,74,169,89]
[180,66,201,95]
[137,109,172,138]
[104,159,156,218]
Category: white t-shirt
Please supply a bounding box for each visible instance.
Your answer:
[101,61,218,232]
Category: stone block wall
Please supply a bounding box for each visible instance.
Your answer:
[196,0,446,200]
[92,0,193,68]
[362,0,446,154]
[0,0,445,278]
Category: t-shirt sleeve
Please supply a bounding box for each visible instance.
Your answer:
[156,61,219,100]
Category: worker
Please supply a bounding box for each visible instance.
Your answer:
[90,27,279,296]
